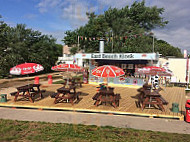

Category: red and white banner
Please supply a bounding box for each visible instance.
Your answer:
[186,57,189,83]
[10,63,44,75]
[184,50,187,58]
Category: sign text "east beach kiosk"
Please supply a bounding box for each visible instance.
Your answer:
[91,53,134,59]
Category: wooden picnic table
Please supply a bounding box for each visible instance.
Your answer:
[74,78,83,87]
[61,78,82,88]
[12,84,45,103]
[54,86,78,105]
[92,88,120,108]
[141,89,165,111]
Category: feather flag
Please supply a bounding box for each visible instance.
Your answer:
[73,57,76,64]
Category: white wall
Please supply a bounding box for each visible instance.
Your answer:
[168,58,187,82]
[160,58,188,83]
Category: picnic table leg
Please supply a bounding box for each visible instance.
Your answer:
[111,96,117,108]
[149,97,152,108]
[54,99,57,104]
[112,101,117,108]
[40,92,44,99]
[26,91,34,103]
[37,86,44,99]
[70,99,74,105]
[54,93,61,104]
[74,92,79,101]
[14,91,19,102]
[155,98,165,111]
[95,97,101,106]
[54,98,58,104]
[142,97,150,111]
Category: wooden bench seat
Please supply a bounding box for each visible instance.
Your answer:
[40,89,46,93]
[78,81,83,87]
[50,93,58,98]
[54,92,77,105]
[30,89,46,93]
[160,96,168,105]
[30,92,37,97]
[115,93,121,107]
[10,91,18,96]
[92,93,100,100]
[137,87,144,92]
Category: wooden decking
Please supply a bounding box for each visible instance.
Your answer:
[0,84,188,120]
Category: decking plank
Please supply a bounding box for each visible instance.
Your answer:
[1,84,186,120]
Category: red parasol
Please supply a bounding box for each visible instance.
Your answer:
[10,63,44,75]
[135,66,166,76]
[51,64,83,72]
[51,64,84,84]
[158,70,173,76]
[92,65,125,78]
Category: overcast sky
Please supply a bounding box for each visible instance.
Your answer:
[0,0,189,53]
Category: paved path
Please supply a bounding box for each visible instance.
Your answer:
[0,107,190,134]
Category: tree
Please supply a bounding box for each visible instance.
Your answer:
[0,16,62,77]
[63,1,182,57]
[155,40,183,57]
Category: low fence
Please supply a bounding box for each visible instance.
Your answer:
[89,76,144,86]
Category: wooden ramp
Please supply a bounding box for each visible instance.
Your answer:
[0,84,187,121]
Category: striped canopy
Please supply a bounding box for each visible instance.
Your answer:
[91,65,125,78]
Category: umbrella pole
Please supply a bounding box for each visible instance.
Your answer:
[27,74,29,85]
[67,70,69,86]
[107,77,108,87]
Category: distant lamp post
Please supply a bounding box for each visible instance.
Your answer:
[153,34,155,53]
[186,54,190,91]
[150,32,154,53]
[109,29,113,53]
[112,30,113,53]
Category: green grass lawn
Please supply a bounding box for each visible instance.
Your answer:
[0,119,190,142]
[53,79,65,84]
[53,75,83,84]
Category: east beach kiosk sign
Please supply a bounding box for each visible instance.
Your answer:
[91,53,134,59]
[75,53,158,60]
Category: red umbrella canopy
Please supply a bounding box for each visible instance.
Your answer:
[135,66,166,76]
[158,70,173,76]
[10,63,44,75]
[91,65,125,78]
[51,64,83,72]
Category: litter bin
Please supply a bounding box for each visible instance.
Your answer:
[0,94,7,102]
[172,103,179,113]
[48,75,52,84]
[34,76,40,84]
[185,100,190,122]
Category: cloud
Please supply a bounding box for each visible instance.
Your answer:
[36,0,97,28]
[36,0,190,53]
[37,0,62,13]
[24,14,38,19]
[60,1,93,28]
[97,0,132,9]
[148,0,190,52]
[155,27,190,52]
[41,29,65,44]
